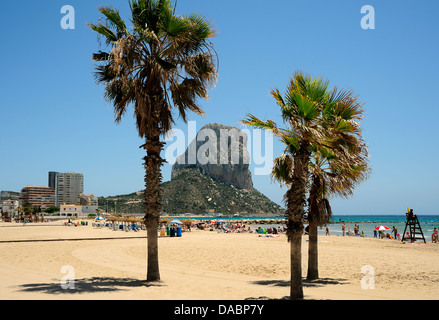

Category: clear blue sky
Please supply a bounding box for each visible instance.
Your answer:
[1,0,439,215]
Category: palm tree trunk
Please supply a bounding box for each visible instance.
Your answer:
[286,145,310,300]
[307,174,329,281]
[146,218,160,281]
[307,176,320,281]
[286,183,305,300]
[307,221,319,280]
[289,224,303,300]
[143,135,165,282]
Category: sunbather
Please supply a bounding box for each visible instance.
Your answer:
[432,227,438,243]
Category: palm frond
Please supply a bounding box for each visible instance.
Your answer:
[92,51,111,62]
[88,23,118,43]
[90,0,218,138]
[99,6,128,34]
[271,154,294,186]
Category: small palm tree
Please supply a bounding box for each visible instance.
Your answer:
[89,0,217,281]
[307,148,369,280]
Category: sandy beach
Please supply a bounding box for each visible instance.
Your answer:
[0,220,438,300]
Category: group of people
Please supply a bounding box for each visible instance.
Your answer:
[373,226,399,240]
[339,223,366,237]
[161,223,183,237]
[193,220,288,235]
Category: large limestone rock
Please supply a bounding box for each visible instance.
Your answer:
[171,123,253,190]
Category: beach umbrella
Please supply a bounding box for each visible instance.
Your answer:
[217,220,226,223]
[374,225,390,231]
[170,219,183,225]
[95,216,106,221]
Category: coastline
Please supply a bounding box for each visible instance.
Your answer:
[1,219,439,300]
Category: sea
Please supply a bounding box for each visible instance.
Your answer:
[185,214,439,241]
[325,215,439,239]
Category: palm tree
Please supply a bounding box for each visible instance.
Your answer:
[243,71,369,299]
[306,87,370,280]
[307,148,369,280]
[89,0,217,281]
[243,71,333,299]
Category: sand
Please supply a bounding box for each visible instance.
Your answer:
[0,220,438,300]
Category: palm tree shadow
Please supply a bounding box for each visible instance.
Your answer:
[17,277,165,295]
[246,277,349,300]
[303,277,349,287]
[251,277,348,288]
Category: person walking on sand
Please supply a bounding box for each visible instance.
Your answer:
[393,226,398,240]
[326,226,330,236]
[342,223,345,236]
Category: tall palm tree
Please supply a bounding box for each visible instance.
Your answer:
[243,71,369,299]
[243,71,333,299]
[306,87,370,280]
[89,0,217,281]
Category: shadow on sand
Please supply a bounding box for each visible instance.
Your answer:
[16,277,165,295]
[251,277,348,288]
[246,277,349,300]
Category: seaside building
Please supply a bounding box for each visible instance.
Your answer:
[19,186,55,210]
[59,204,86,218]
[1,200,19,214]
[48,171,59,204]
[1,191,20,201]
[74,194,98,215]
[49,171,84,206]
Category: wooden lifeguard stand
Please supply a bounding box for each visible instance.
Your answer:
[401,208,426,243]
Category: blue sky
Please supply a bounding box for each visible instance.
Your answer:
[1,0,439,215]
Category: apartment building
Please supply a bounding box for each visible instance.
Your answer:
[1,200,19,214]
[19,186,55,210]
[49,171,84,206]
[1,191,20,201]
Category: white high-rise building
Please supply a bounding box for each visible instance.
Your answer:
[49,171,84,206]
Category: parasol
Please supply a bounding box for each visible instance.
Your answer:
[374,225,390,231]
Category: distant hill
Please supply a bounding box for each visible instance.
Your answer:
[98,123,285,216]
[98,167,284,216]
[172,123,253,190]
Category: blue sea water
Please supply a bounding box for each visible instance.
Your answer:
[323,215,439,239]
[180,214,439,241]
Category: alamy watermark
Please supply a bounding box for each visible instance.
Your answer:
[60,265,75,290]
[360,264,375,289]
[60,5,75,30]
[361,5,375,30]
[60,4,374,31]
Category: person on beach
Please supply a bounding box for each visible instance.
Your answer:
[408,209,417,221]
[432,227,438,243]
[393,226,398,240]
[342,223,345,236]
[373,229,377,238]
[326,226,330,236]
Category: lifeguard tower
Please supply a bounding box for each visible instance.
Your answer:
[401,209,426,243]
